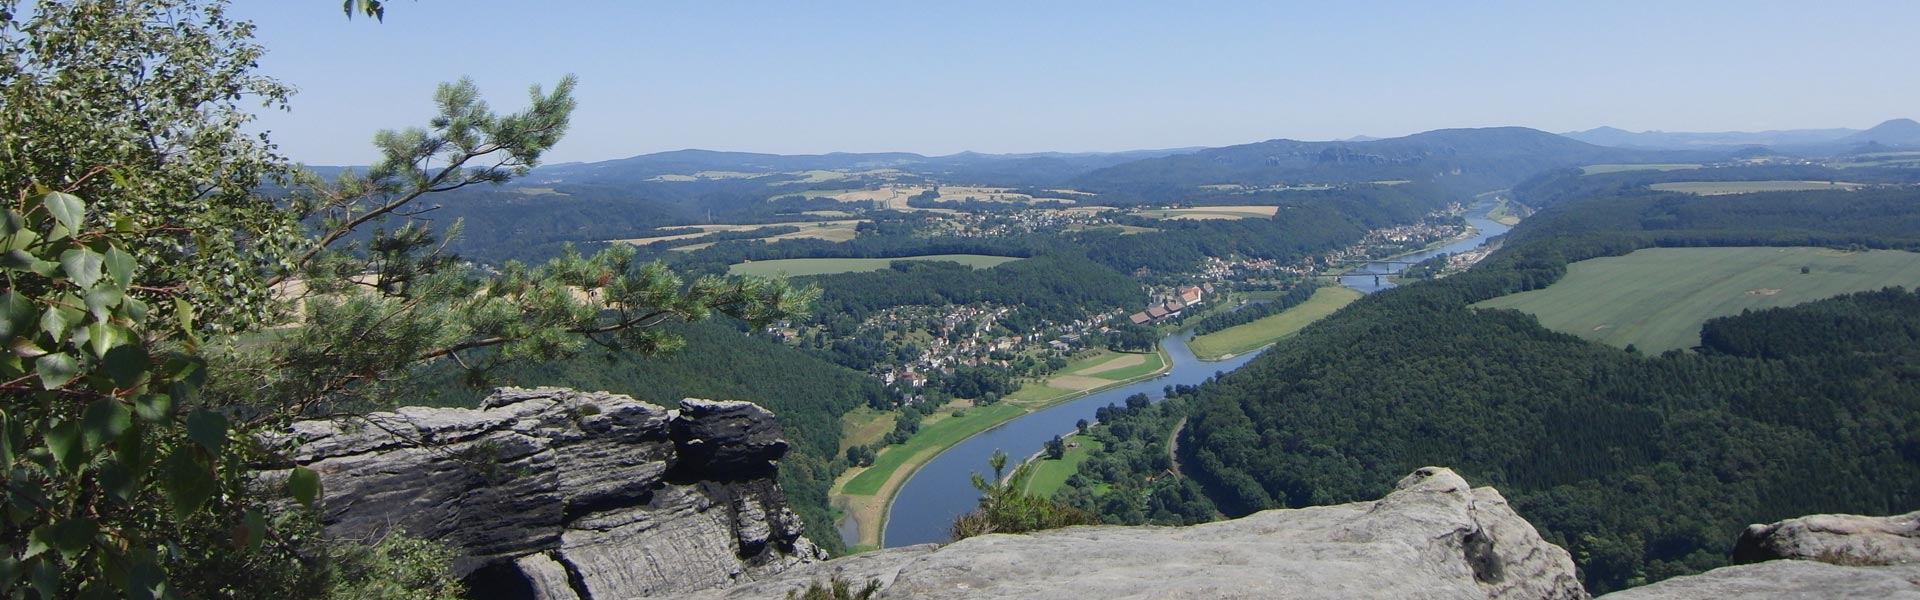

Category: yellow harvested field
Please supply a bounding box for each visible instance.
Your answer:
[1134,205,1281,220]
[1076,353,1146,376]
[612,219,869,246]
[1044,375,1111,392]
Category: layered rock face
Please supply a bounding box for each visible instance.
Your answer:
[276,387,822,600]
[689,467,1588,600]
[1600,510,1920,599]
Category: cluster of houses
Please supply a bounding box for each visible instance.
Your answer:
[1127,284,1212,325]
[857,303,1126,390]
[917,208,1118,239]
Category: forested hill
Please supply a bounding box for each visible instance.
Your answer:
[1176,184,1920,593]
[1070,127,1718,198]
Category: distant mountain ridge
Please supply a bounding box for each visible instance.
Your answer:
[1068,126,1713,196]
[1561,119,1919,151]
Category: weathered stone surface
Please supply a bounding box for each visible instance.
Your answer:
[273,387,822,600]
[686,467,1587,600]
[1732,510,1920,566]
[1594,509,1920,599]
[1596,561,1920,599]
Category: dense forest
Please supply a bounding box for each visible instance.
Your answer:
[402,320,889,555]
[1171,183,1920,593]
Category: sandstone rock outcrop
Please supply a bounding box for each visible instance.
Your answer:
[1596,509,1920,599]
[1595,561,1920,599]
[686,466,1588,600]
[1731,509,1920,566]
[273,387,822,600]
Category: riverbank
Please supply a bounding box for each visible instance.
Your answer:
[830,344,1174,549]
[1187,287,1364,360]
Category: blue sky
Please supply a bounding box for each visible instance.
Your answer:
[233,1,1920,165]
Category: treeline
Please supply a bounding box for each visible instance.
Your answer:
[1189,284,1320,336]
[1172,185,1920,593]
[400,319,889,556]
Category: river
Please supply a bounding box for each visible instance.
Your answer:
[875,200,1511,547]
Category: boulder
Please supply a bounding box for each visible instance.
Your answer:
[1596,561,1920,599]
[1595,509,1920,599]
[685,467,1588,600]
[271,387,822,599]
[1732,510,1920,566]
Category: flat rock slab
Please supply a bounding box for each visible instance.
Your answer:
[1598,561,1920,600]
[685,467,1587,600]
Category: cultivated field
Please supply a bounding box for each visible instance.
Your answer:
[613,219,868,247]
[1580,163,1703,175]
[727,254,1021,277]
[1188,287,1364,359]
[1649,180,1865,195]
[1471,247,1920,352]
[1007,349,1168,404]
[1132,205,1281,221]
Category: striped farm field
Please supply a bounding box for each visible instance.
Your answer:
[1649,181,1865,195]
[1472,247,1920,353]
[727,254,1021,277]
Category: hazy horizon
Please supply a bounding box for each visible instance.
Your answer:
[234,1,1920,165]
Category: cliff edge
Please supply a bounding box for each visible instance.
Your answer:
[691,466,1588,600]
[272,387,823,600]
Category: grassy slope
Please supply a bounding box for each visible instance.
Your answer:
[1020,436,1105,497]
[1187,287,1365,359]
[1472,247,1920,352]
[728,254,1022,277]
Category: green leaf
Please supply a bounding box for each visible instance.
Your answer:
[39,306,70,341]
[103,246,135,288]
[42,192,85,232]
[45,420,85,472]
[0,290,30,338]
[162,447,215,520]
[23,527,49,559]
[85,322,121,358]
[126,551,165,600]
[29,558,57,600]
[0,410,12,467]
[84,286,124,322]
[134,393,175,422]
[0,557,17,591]
[47,517,96,561]
[99,460,137,503]
[0,249,34,270]
[288,466,322,509]
[186,409,227,456]
[35,352,78,389]
[81,398,131,451]
[103,344,147,389]
[242,508,268,553]
[60,248,105,289]
[0,210,20,236]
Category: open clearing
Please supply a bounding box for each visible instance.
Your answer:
[1581,163,1703,175]
[1471,247,1920,353]
[1019,435,1104,498]
[1188,287,1364,359]
[1649,181,1866,195]
[1077,352,1145,376]
[728,254,1021,277]
[839,407,895,452]
[1132,205,1280,220]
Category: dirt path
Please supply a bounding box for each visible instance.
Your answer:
[1167,416,1188,478]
